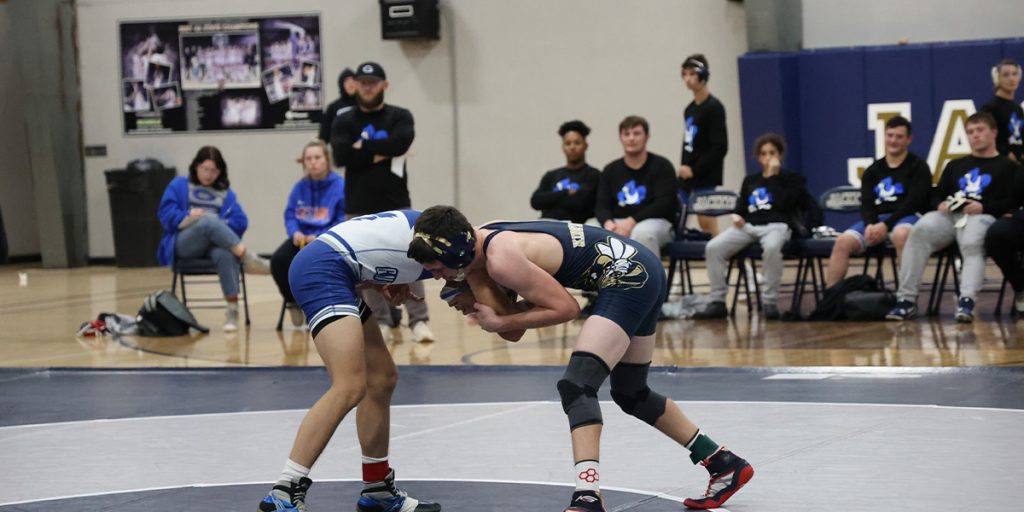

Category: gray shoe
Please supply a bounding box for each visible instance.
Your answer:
[243,252,271,275]
[1014,291,1024,317]
[763,303,780,320]
[693,301,728,319]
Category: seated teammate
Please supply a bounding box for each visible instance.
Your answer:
[824,116,931,288]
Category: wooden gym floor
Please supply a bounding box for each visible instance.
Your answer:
[1,261,1021,368]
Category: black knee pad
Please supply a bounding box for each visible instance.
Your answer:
[556,351,610,430]
[610,362,666,426]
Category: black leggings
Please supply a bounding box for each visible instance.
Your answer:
[984,216,1024,293]
[271,239,302,303]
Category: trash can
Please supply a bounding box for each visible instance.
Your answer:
[105,166,175,267]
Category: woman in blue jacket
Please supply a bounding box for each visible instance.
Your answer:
[157,145,270,331]
[271,140,346,327]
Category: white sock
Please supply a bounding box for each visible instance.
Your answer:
[279,459,310,483]
[574,460,600,491]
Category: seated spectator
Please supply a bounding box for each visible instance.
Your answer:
[157,145,270,332]
[984,200,1024,318]
[530,120,601,224]
[887,112,1023,323]
[595,115,678,257]
[270,140,346,327]
[695,133,807,320]
[825,116,932,287]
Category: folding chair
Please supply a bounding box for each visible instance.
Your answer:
[791,186,898,311]
[171,257,250,326]
[663,190,739,300]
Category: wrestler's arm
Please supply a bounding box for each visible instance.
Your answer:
[472,235,580,332]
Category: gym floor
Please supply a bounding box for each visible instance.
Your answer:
[1,264,1022,511]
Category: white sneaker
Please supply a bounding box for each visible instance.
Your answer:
[289,306,306,328]
[411,321,435,343]
[1014,291,1024,317]
[378,322,395,343]
[224,306,239,332]
[243,252,271,275]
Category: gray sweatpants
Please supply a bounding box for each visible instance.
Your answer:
[363,281,429,327]
[896,211,995,303]
[616,217,673,257]
[174,215,241,297]
[705,222,790,305]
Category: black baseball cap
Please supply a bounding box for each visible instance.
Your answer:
[354,62,386,81]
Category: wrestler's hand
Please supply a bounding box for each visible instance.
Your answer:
[468,303,503,332]
[449,288,477,314]
[381,283,422,305]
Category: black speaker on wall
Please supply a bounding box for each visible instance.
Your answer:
[380,0,439,40]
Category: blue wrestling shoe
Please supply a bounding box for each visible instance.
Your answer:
[357,469,441,512]
[258,477,311,511]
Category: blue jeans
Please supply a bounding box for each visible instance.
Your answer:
[175,215,241,297]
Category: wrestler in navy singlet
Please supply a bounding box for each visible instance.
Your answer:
[481,220,666,336]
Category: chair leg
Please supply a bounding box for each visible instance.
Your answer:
[729,259,741,317]
[666,258,678,301]
[890,254,899,289]
[790,257,806,312]
[749,259,762,312]
[933,255,953,316]
[171,272,178,294]
[927,253,945,315]
[996,277,1009,317]
[180,273,188,307]
[685,260,695,294]
[813,257,825,303]
[951,255,961,300]
[874,254,885,288]
[276,301,287,331]
[240,269,251,326]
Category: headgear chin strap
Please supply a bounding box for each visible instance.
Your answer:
[414,231,476,269]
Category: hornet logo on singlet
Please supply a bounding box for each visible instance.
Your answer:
[684,116,698,153]
[617,180,647,206]
[359,124,389,141]
[1010,112,1022,146]
[574,237,649,290]
[874,177,904,204]
[747,187,773,212]
[959,168,992,200]
[554,178,580,192]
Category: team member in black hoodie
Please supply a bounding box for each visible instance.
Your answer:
[980,58,1023,162]
[825,116,932,287]
[595,116,678,257]
[696,133,806,320]
[678,54,728,236]
[330,61,434,343]
[888,112,1024,323]
[318,67,356,150]
[530,120,601,224]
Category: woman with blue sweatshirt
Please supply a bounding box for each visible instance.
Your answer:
[157,145,270,331]
[271,140,346,327]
